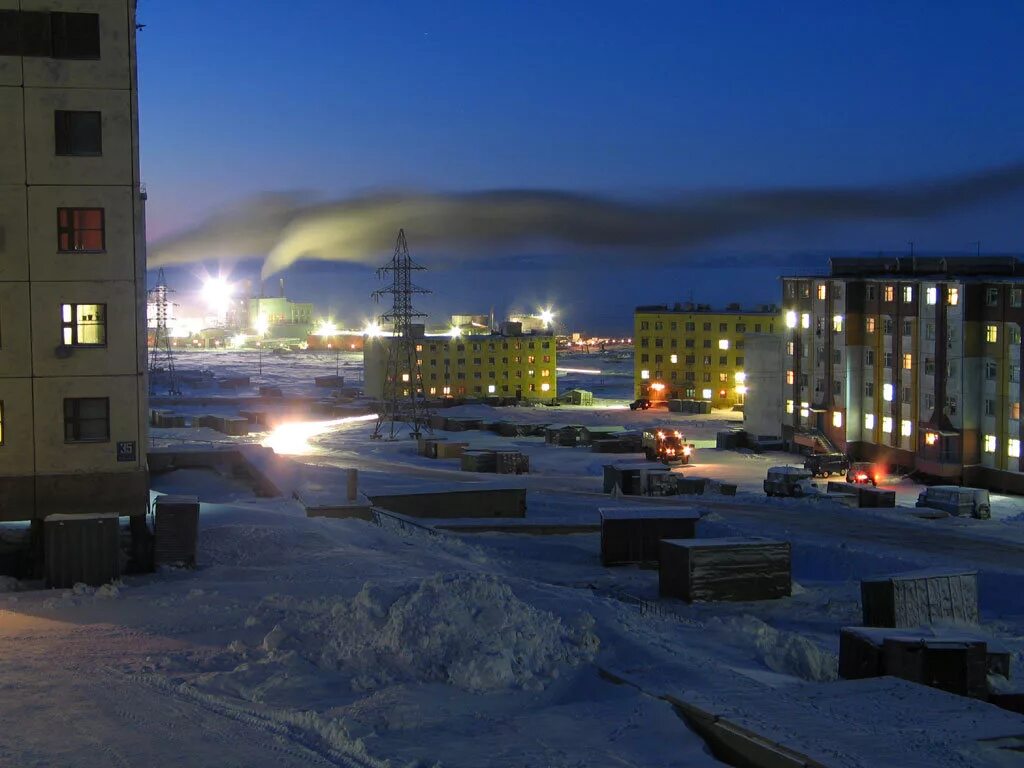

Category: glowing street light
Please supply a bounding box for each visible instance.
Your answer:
[448,325,463,339]
[363,321,384,338]
[316,318,341,377]
[538,307,556,328]
[201,275,234,319]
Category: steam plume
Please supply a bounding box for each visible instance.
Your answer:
[145,163,1024,278]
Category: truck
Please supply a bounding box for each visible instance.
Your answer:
[642,429,695,465]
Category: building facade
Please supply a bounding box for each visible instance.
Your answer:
[247,296,313,338]
[781,256,1024,491]
[364,332,557,401]
[0,0,149,521]
[743,333,785,438]
[633,303,779,407]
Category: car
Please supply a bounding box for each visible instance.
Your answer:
[803,452,850,477]
[916,485,991,519]
[629,398,652,410]
[763,466,819,497]
[847,462,880,486]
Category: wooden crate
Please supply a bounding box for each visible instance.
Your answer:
[659,537,791,602]
[599,507,700,566]
[882,637,988,699]
[861,569,978,628]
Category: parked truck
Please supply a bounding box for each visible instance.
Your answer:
[642,429,695,466]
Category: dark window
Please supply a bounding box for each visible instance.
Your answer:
[0,11,20,55]
[61,302,106,346]
[57,208,105,252]
[63,397,109,442]
[55,110,102,156]
[50,12,100,59]
[10,11,52,57]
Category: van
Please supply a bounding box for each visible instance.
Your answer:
[764,466,818,497]
[915,485,991,519]
[804,453,850,477]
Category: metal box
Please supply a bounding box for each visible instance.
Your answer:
[600,507,700,565]
[44,513,121,588]
[659,537,791,602]
[882,637,988,699]
[154,495,200,567]
[861,569,978,628]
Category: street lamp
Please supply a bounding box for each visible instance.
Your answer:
[255,315,269,378]
[315,319,340,377]
[538,307,556,329]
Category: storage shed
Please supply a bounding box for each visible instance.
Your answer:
[861,569,979,628]
[599,507,701,565]
[658,537,791,602]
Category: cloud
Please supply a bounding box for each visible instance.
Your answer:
[146,162,1024,278]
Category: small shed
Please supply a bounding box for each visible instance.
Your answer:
[861,569,979,628]
[561,389,594,406]
[544,424,584,446]
[658,537,791,602]
[602,461,674,496]
[580,425,627,446]
[599,507,701,565]
[461,450,498,473]
[44,513,121,588]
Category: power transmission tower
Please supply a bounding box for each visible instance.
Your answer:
[148,268,181,396]
[371,229,433,440]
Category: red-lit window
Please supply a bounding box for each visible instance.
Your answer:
[57,207,105,252]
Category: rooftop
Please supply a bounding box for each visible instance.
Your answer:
[635,302,779,315]
[786,255,1024,281]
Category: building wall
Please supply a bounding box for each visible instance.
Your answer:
[364,334,557,401]
[781,272,1024,488]
[743,333,784,438]
[0,0,148,522]
[632,308,777,406]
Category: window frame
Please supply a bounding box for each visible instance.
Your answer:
[61,302,107,347]
[63,396,110,443]
[54,110,103,157]
[57,207,106,253]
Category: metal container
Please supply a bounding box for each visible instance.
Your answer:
[154,495,200,567]
[600,507,700,565]
[658,537,791,602]
[44,513,121,588]
[861,569,978,628]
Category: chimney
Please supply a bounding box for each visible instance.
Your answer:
[279,277,285,298]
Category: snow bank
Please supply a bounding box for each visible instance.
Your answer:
[259,572,599,692]
[707,615,837,682]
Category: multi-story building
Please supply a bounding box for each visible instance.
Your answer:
[633,303,779,407]
[364,331,557,401]
[781,256,1024,491]
[247,296,313,338]
[0,1,149,522]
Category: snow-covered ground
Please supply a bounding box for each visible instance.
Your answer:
[4,349,1024,767]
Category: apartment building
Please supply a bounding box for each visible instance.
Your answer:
[781,256,1024,491]
[633,303,779,407]
[364,332,557,402]
[0,1,149,521]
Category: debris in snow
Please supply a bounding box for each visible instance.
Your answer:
[707,614,837,682]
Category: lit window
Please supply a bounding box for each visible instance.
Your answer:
[735,372,746,383]
[832,315,843,332]
[61,303,106,346]
[986,324,998,343]
[926,286,937,305]
[865,413,875,430]
[866,317,876,333]
[883,383,893,401]
[1009,439,1021,458]
[902,354,912,370]
[800,407,809,418]
[487,384,496,394]
[785,310,797,328]
[786,400,794,414]
[670,354,678,363]
[640,369,650,380]
[718,339,729,350]
[442,386,451,395]
[901,420,912,437]
[924,431,938,446]
[540,383,550,392]
[57,208,105,252]
[948,287,959,306]
[882,417,893,434]
[401,373,410,382]
[832,411,843,428]
[984,434,997,453]
[801,313,810,329]
[884,285,894,302]
[903,286,913,302]
[701,388,712,399]
[786,370,795,385]
[1012,402,1021,421]
[817,284,827,300]
[735,384,747,395]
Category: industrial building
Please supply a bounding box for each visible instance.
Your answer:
[633,303,779,407]
[364,328,558,402]
[781,256,1024,491]
[247,296,313,339]
[0,0,149,521]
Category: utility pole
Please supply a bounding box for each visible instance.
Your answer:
[371,229,434,440]
[147,268,180,396]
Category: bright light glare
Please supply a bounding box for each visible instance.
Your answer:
[201,275,233,312]
[538,308,556,327]
[316,319,339,337]
[555,367,602,374]
[448,326,463,338]
[363,321,384,338]
[254,315,270,336]
[261,414,378,455]
[230,333,248,348]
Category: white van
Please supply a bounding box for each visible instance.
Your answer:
[915,486,991,519]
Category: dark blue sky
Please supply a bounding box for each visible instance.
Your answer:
[138,1,1024,333]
